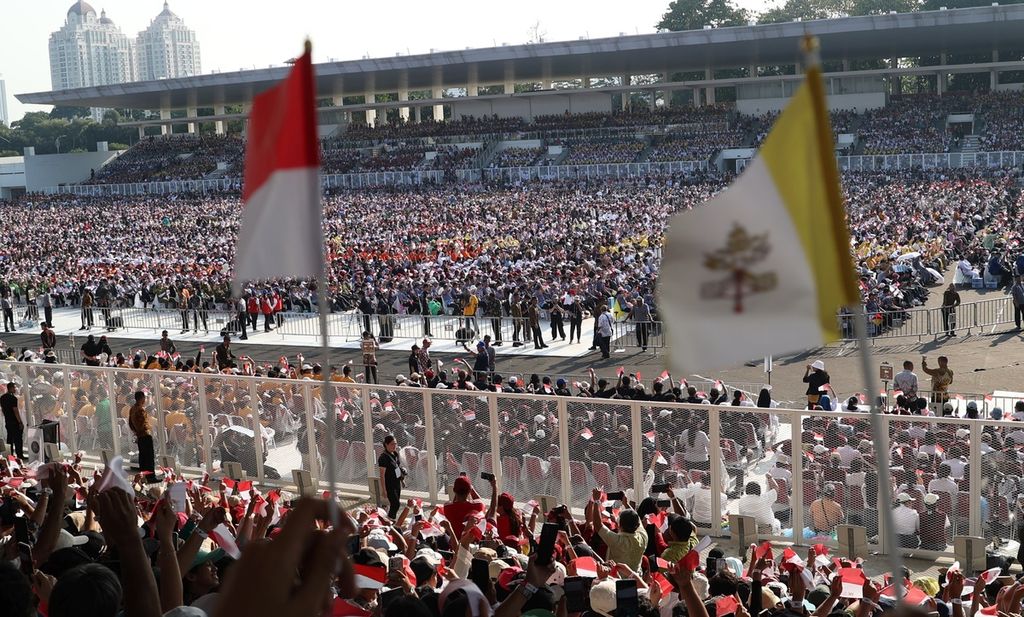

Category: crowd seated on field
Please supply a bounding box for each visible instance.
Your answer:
[3,166,1022,331]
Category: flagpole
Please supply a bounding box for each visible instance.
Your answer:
[306,37,339,528]
[800,33,903,602]
[317,269,339,527]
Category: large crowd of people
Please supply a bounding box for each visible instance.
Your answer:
[76,94,1024,188]
[1,166,1021,341]
[4,342,1024,617]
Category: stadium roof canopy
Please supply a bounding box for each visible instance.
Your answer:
[17,4,1024,110]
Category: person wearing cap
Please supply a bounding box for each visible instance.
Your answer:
[893,492,920,548]
[442,476,485,538]
[184,549,223,606]
[921,355,953,404]
[589,487,647,570]
[802,360,830,409]
[919,493,950,550]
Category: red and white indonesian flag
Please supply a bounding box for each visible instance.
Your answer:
[233,43,323,295]
[354,563,388,590]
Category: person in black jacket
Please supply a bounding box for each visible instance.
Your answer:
[802,360,830,409]
[568,296,584,344]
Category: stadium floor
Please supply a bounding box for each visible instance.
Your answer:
[3,269,1022,405]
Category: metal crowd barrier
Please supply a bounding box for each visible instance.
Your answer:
[839,296,1017,344]
[71,306,663,351]
[3,358,1020,560]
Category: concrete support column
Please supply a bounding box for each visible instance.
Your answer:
[991,69,998,90]
[398,89,410,122]
[649,90,657,111]
[748,64,758,78]
[992,50,999,62]
[937,72,946,96]
[214,104,225,135]
[432,87,444,121]
[582,76,592,88]
[467,64,479,97]
[842,58,850,72]
[138,126,146,140]
[414,106,421,123]
[621,74,631,111]
[186,107,197,134]
[365,93,377,127]
[240,103,251,138]
[159,108,171,135]
[504,63,515,95]
[705,86,716,105]
[940,52,947,65]
[693,88,701,107]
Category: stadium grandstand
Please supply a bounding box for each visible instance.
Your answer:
[2,5,1024,617]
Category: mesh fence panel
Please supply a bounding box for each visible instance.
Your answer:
[330,382,366,488]
[984,418,1023,548]
[553,398,639,512]
[497,394,552,506]
[156,372,203,471]
[716,406,786,541]
[257,378,310,482]
[203,375,257,476]
[432,389,492,502]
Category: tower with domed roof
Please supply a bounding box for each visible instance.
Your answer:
[48,2,135,91]
[136,1,201,81]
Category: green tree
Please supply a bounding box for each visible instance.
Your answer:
[656,0,748,31]
[49,106,92,120]
[758,0,852,24]
[849,0,920,15]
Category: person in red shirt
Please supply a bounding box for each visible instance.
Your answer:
[272,291,284,328]
[441,475,485,538]
[260,295,274,332]
[246,295,260,332]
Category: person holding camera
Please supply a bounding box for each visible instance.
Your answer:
[377,434,405,518]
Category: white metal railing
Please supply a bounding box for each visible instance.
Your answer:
[5,358,1017,559]
[837,150,1024,171]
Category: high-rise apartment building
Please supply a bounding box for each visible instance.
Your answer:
[136,2,201,81]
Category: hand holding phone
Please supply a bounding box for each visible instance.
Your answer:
[606,490,626,501]
[481,471,495,482]
[536,523,558,566]
[615,579,639,617]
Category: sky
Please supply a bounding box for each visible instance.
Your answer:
[0,0,771,123]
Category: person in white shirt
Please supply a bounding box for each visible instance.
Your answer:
[736,475,782,534]
[892,360,919,398]
[683,480,726,528]
[928,464,959,496]
[768,458,791,483]
[893,493,920,547]
[837,439,862,467]
[943,455,967,480]
[679,423,711,468]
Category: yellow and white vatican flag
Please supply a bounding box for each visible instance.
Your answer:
[659,54,859,373]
